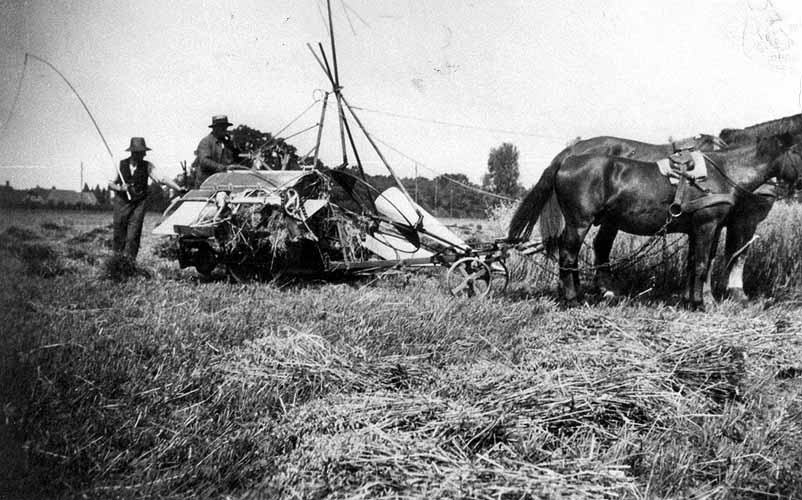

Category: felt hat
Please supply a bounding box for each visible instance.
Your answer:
[209,115,233,128]
[125,137,151,152]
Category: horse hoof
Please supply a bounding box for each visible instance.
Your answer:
[727,288,749,304]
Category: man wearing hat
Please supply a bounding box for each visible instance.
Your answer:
[108,137,183,260]
[194,115,242,186]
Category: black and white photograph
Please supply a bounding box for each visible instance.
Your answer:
[2,1,802,498]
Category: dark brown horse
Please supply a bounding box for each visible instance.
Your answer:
[508,131,802,307]
[507,133,724,298]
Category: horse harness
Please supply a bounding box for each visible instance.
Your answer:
[660,149,736,218]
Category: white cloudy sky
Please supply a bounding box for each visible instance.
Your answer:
[1,0,801,191]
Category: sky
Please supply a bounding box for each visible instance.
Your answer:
[1,0,801,192]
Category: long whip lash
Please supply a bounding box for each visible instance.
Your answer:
[25,53,127,199]
[0,54,28,138]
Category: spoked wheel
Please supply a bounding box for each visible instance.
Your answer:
[446,257,492,298]
[487,259,509,296]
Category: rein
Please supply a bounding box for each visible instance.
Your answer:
[702,149,797,201]
[527,214,678,274]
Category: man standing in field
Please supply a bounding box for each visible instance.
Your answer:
[194,115,241,186]
[108,137,183,261]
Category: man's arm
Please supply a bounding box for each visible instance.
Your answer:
[147,162,184,193]
[108,164,127,193]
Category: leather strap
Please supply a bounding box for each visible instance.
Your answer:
[669,163,689,217]
[681,193,736,213]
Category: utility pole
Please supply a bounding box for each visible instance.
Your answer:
[449,184,453,218]
[434,177,438,216]
[414,163,418,204]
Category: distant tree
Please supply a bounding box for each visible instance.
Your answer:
[484,142,522,199]
[82,183,90,192]
[92,184,103,204]
[232,124,274,152]
[232,124,301,170]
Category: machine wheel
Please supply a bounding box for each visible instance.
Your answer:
[445,257,492,298]
[193,245,217,279]
[487,259,509,295]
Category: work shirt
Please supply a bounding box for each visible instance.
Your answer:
[195,133,240,185]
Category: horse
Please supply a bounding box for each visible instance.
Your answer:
[712,113,802,301]
[506,132,724,298]
[508,131,802,308]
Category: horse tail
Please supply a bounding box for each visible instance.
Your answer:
[539,192,564,255]
[507,156,563,243]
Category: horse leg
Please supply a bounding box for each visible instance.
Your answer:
[593,223,618,298]
[723,221,754,303]
[684,231,696,303]
[559,223,589,303]
[702,225,722,304]
[688,221,720,309]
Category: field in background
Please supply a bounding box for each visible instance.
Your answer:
[1,206,802,499]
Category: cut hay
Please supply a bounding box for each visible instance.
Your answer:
[40,220,71,232]
[264,210,291,257]
[0,227,66,277]
[212,310,788,498]
[101,253,150,281]
[5,206,802,499]
[1,225,42,243]
[67,224,113,248]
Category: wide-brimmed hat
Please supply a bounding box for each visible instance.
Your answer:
[209,115,233,128]
[125,137,151,152]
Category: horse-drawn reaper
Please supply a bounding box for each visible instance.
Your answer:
[150,1,518,297]
[154,167,510,297]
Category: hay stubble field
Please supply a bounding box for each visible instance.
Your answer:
[1,206,802,499]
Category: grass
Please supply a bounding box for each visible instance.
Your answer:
[0,206,801,499]
[490,200,802,301]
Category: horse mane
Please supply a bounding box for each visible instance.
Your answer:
[744,113,802,136]
[720,113,802,145]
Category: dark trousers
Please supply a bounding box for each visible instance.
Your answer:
[113,198,147,259]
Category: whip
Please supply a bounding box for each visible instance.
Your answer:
[25,53,128,200]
